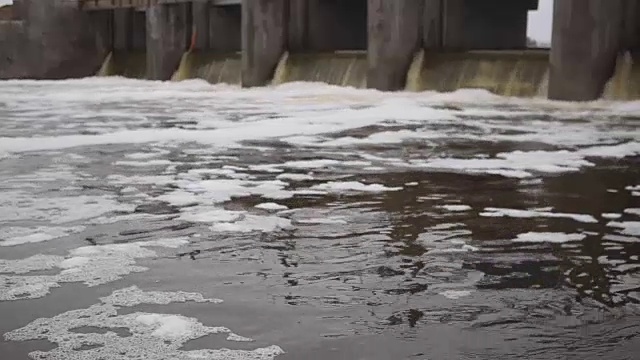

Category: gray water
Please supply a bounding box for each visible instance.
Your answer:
[0,79,639,360]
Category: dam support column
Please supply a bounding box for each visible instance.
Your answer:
[549,0,625,101]
[192,2,210,50]
[146,4,191,80]
[242,0,287,87]
[1,0,110,79]
[622,0,640,50]
[367,0,424,90]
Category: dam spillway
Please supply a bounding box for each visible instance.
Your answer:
[1,0,640,101]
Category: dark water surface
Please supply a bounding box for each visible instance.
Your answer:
[0,79,639,359]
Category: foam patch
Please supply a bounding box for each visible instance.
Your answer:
[1,226,86,247]
[0,239,188,301]
[512,232,587,243]
[4,286,284,360]
[480,207,598,223]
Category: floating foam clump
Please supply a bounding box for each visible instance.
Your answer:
[1,193,135,225]
[4,286,284,360]
[512,232,587,243]
[310,181,402,193]
[480,207,598,224]
[101,285,222,307]
[254,203,289,211]
[210,215,293,233]
[0,254,64,275]
[607,221,640,236]
[436,204,472,212]
[0,239,188,301]
[1,226,86,247]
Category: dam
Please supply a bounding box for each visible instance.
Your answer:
[0,0,639,101]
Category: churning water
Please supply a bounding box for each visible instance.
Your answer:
[0,78,639,359]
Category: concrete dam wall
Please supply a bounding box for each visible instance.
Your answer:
[1,0,640,101]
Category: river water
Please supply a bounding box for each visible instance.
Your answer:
[0,78,639,360]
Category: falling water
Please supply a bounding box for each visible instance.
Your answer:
[405,49,550,97]
[96,51,147,79]
[171,50,241,85]
[602,52,640,100]
[271,51,367,88]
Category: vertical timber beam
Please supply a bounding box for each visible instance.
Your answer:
[367,0,424,90]
[241,0,288,87]
[549,0,625,101]
[146,4,191,80]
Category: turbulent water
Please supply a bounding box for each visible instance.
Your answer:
[0,78,639,360]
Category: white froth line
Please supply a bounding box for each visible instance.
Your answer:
[437,204,472,212]
[0,100,455,154]
[624,208,640,217]
[512,232,586,243]
[480,207,598,223]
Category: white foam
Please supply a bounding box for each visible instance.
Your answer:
[427,245,479,254]
[602,213,622,220]
[125,150,171,159]
[627,185,640,191]
[0,193,134,225]
[607,221,640,236]
[0,254,64,275]
[210,215,293,233]
[4,286,283,360]
[439,290,473,300]
[255,202,289,211]
[310,181,402,193]
[624,208,640,217]
[275,173,314,181]
[437,204,472,212]
[578,141,640,158]
[114,159,173,167]
[417,150,595,178]
[1,226,85,247]
[0,240,188,301]
[512,232,587,243]
[480,207,598,223]
[179,208,245,223]
[282,159,341,169]
[0,89,455,156]
[164,179,294,208]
